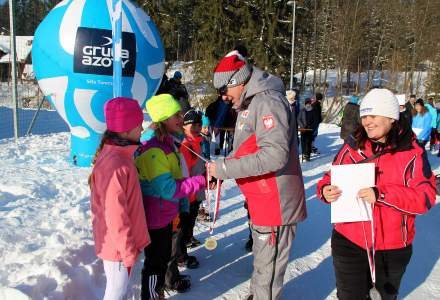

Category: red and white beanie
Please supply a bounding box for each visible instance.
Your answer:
[213,50,252,89]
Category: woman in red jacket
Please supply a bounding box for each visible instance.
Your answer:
[317,89,436,300]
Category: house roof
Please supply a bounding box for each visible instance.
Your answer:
[0,35,33,63]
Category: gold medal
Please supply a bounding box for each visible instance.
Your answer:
[369,287,381,300]
[204,237,217,250]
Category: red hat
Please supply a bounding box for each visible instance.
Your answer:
[213,50,252,89]
[104,97,144,133]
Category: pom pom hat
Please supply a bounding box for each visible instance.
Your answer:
[145,94,181,123]
[213,50,252,89]
[104,97,144,133]
[360,89,400,120]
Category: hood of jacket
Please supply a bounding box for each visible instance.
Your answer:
[239,67,286,110]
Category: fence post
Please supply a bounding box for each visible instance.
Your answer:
[9,0,19,140]
[26,96,46,136]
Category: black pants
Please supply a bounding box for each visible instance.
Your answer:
[182,201,201,244]
[142,224,173,299]
[331,230,412,300]
[178,212,190,259]
[165,224,185,287]
[301,131,313,159]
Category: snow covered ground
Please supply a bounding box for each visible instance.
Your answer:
[0,124,439,300]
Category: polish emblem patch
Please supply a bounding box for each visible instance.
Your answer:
[262,115,275,129]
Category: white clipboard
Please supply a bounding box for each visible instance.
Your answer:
[330,163,375,223]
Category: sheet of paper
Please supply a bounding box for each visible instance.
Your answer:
[412,127,422,136]
[330,163,375,223]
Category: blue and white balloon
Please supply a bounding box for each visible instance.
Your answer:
[32,0,164,166]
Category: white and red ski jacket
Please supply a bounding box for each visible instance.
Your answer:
[215,68,307,226]
[317,139,436,250]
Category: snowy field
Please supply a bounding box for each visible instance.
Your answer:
[0,124,439,300]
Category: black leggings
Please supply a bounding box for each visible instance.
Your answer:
[331,230,412,300]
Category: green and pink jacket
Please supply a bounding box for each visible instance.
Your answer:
[135,135,205,229]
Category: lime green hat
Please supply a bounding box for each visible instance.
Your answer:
[145,94,181,123]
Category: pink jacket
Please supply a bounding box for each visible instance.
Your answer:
[90,144,150,267]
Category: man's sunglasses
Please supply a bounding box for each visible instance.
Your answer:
[218,85,228,96]
[217,69,241,96]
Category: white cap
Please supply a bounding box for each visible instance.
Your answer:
[395,94,406,106]
[360,89,400,120]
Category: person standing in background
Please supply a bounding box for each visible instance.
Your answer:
[168,71,191,113]
[298,98,320,161]
[396,94,415,145]
[311,92,323,153]
[425,97,438,150]
[340,95,360,142]
[405,94,417,113]
[412,99,432,147]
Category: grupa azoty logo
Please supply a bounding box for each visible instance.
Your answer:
[32,0,164,166]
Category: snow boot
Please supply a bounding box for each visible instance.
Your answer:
[312,146,320,154]
[179,255,200,269]
[166,275,191,293]
[186,237,201,248]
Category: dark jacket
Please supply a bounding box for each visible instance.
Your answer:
[168,78,191,113]
[399,109,414,144]
[401,106,413,127]
[156,74,171,95]
[405,101,415,115]
[298,108,321,130]
[340,103,360,141]
[205,98,221,126]
[205,98,237,129]
[215,67,307,226]
[312,101,323,124]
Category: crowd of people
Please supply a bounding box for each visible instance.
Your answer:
[88,47,437,300]
[341,92,440,156]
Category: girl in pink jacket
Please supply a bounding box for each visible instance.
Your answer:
[90,97,150,300]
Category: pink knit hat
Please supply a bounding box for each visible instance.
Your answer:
[104,97,144,133]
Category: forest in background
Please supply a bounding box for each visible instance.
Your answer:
[1,0,440,103]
